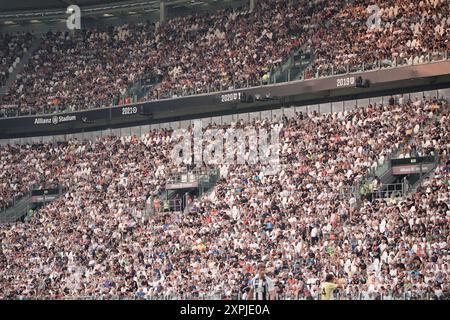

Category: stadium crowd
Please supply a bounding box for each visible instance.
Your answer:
[1,0,318,115]
[311,0,450,76]
[0,96,448,300]
[0,0,448,116]
[0,24,158,116]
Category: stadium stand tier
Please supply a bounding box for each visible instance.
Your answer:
[0,0,448,116]
[0,94,448,299]
[0,0,449,301]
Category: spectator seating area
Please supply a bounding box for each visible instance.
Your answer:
[0,96,448,300]
[0,0,448,116]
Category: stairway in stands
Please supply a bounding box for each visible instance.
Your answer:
[351,98,448,204]
[0,185,64,224]
[145,168,220,215]
[0,36,42,96]
[0,195,32,224]
[270,43,313,84]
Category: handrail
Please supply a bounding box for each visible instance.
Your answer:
[0,1,153,20]
[371,182,407,200]
[8,291,445,300]
[0,51,448,119]
[167,168,219,184]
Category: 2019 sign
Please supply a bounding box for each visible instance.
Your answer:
[336,76,355,88]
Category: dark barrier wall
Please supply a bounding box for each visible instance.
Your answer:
[391,156,436,166]
[1,61,449,139]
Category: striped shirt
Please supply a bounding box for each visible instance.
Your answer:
[249,275,274,300]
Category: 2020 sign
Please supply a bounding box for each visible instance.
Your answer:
[121,106,138,115]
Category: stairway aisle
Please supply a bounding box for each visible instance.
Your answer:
[0,35,42,96]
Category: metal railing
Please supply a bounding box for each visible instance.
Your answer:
[371,182,409,200]
[7,291,448,300]
[167,168,220,185]
[0,50,448,119]
[148,198,183,214]
[273,292,448,301]
[167,172,199,185]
